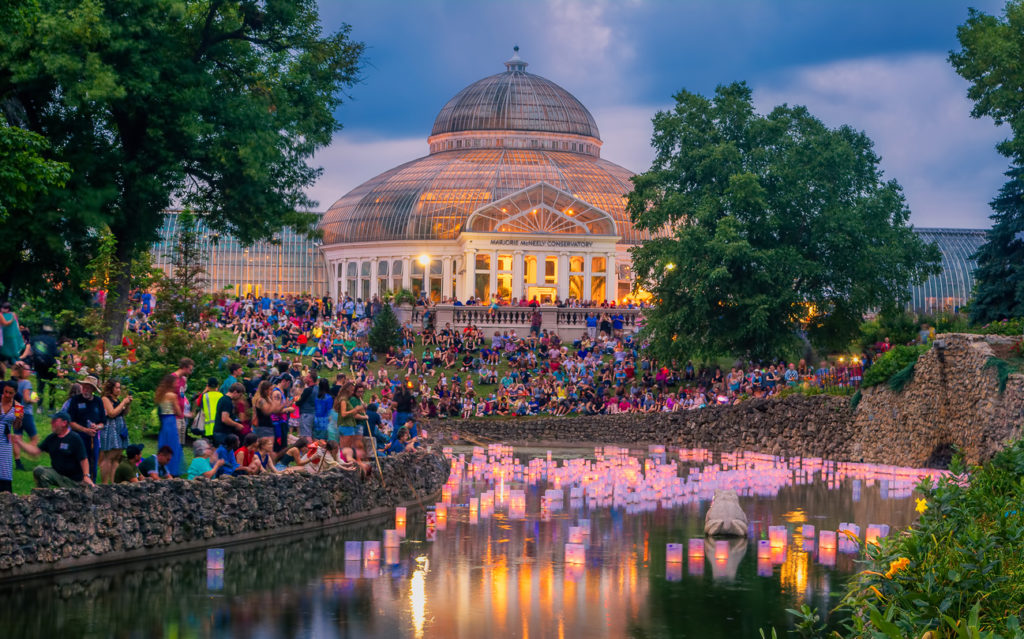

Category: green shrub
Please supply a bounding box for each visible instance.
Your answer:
[835,441,1024,637]
[862,344,929,388]
[368,303,402,354]
[973,317,1024,336]
[887,360,916,393]
[985,357,1013,395]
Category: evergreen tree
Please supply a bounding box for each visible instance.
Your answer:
[368,302,402,354]
[156,210,208,325]
[969,168,1024,323]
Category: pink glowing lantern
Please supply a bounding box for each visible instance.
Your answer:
[436,503,448,520]
[385,546,400,566]
[757,554,772,577]
[688,538,705,559]
[344,541,362,562]
[757,539,771,559]
[714,540,729,563]
[768,525,787,548]
[568,526,584,544]
[395,506,407,528]
[819,530,837,550]
[666,543,683,563]
[363,541,381,563]
[865,524,890,546]
[383,529,400,548]
[565,543,586,565]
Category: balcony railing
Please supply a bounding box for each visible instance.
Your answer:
[404,305,643,337]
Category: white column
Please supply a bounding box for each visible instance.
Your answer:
[337,260,347,300]
[401,257,412,291]
[605,255,617,302]
[442,256,453,300]
[463,249,475,300]
[557,252,569,301]
[583,255,592,302]
[512,250,524,301]
[489,250,498,299]
[369,257,379,298]
[327,259,338,304]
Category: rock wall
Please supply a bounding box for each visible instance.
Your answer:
[433,334,1024,467]
[852,333,1024,467]
[432,394,858,459]
[0,449,449,579]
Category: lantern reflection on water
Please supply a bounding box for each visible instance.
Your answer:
[345,540,362,562]
[565,543,585,565]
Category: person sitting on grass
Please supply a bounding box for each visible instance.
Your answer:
[234,433,262,475]
[114,444,145,483]
[384,426,418,455]
[16,410,95,489]
[139,446,174,480]
[215,434,243,476]
[274,437,312,472]
[187,439,224,480]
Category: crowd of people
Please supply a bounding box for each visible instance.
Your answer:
[1,289,905,493]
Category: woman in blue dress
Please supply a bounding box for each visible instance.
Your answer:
[154,374,184,476]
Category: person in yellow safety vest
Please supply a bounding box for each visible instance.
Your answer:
[200,378,224,438]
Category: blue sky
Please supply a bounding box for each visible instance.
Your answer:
[309,0,1008,229]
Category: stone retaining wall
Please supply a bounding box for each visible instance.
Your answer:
[432,394,856,459]
[0,449,449,579]
[433,334,1024,467]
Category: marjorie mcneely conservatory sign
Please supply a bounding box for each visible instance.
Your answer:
[488,239,595,248]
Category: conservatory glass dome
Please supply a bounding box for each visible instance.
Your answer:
[320,49,647,246]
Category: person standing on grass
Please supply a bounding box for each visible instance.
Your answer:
[155,374,185,477]
[16,410,94,489]
[67,375,105,481]
[98,379,132,484]
[10,362,37,471]
[0,381,23,492]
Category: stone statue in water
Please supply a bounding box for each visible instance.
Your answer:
[704,489,749,537]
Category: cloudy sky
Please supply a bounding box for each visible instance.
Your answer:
[310,0,1008,229]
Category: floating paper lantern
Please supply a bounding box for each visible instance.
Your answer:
[666,543,683,563]
[436,503,447,520]
[768,525,787,548]
[714,540,729,563]
[688,538,705,558]
[757,539,771,559]
[801,524,816,544]
[865,524,890,545]
[819,530,837,549]
[565,543,585,565]
[771,545,787,566]
[364,541,381,563]
[757,554,772,577]
[344,541,362,562]
[383,529,400,548]
[568,526,584,544]
[395,506,407,527]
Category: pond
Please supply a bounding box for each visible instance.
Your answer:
[0,445,941,639]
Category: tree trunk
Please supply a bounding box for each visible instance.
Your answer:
[103,249,134,346]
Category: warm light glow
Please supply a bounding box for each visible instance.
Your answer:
[664,262,676,271]
[418,254,431,267]
[410,557,428,638]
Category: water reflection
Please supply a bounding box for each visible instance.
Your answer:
[0,446,941,639]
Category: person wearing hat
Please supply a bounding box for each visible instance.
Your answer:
[114,444,145,483]
[66,375,105,481]
[16,411,94,489]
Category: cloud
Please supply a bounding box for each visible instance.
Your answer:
[590,104,663,173]
[305,132,425,210]
[754,54,1006,229]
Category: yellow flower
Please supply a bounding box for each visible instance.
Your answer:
[915,498,928,514]
[884,557,910,578]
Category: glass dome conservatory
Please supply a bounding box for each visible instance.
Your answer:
[320,49,645,304]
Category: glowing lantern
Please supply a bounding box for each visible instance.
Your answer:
[206,548,225,571]
[344,541,362,562]
[395,506,407,528]
[714,540,729,563]
[819,530,837,549]
[383,529,400,548]
[666,543,683,563]
[768,525,787,548]
[757,539,771,559]
[363,541,381,563]
[865,524,890,546]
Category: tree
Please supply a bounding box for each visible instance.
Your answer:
[367,302,402,354]
[950,3,1024,322]
[0,0,364,341]
[626,82,941,361]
